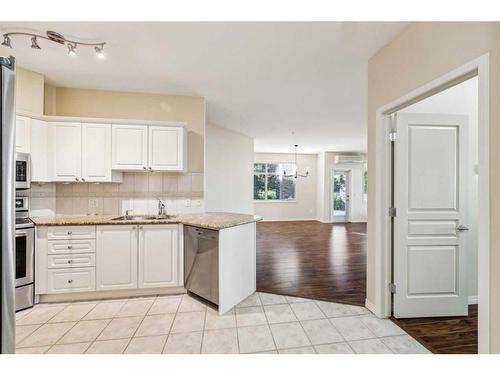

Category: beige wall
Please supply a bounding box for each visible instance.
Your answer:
[254,153,317,221]
[205,124,254,214]
[16,67,44,114]
[45,86,205,172]
[367,22,500,351]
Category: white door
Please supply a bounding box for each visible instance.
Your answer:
[138,224,179,288]
[96,225,138,290]
[30,119,54,182]
[332,170,350,222]
[82,123,112,182]
[53,122,82,182]
[393,113,468,318]
[112,124,148,171]
[15,116,31,153]
[148,126,185,171]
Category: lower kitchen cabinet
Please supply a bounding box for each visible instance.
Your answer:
[96,225,138,291]
[47,267,96,294]
[138,224,179,288]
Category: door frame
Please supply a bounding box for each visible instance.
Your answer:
[371,53,490,353]
[330,168,351,223]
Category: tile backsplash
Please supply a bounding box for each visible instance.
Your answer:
[27,172,204,217]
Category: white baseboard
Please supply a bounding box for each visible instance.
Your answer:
[260,218,319,222]
[468,295,478,305]
[365,298,384,318]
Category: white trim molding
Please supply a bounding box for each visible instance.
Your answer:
[373,53,490,353]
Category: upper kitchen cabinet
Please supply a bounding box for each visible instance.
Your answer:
[30,119,54,182]
[16,116,31,154]
[82,123,122,183]
[148,126,187,171]
[111,124,148,171]
[112,124,187,172]
[53,122,82,182]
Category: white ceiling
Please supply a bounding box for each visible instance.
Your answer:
[0,22,407,153]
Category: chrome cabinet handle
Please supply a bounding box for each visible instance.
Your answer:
[68,279,73,284]
[148,167,153,171]
[67,245,73,249]
[67,231,72,235]
[67,260,73,264]
[75,178,80,181]
[457,225,470,232]
[81,178,86,182]
[143,166,147,170]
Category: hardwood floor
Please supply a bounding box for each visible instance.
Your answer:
[390,305,478,354]
[256,221,367,306]
[256,220,478,354]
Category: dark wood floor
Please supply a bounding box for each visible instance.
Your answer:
[390,305,478,354]
[256,220,478,354]
[256,221,367,306]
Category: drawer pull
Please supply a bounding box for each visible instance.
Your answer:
[67,245,73,249]
[67,260,73,264]
[67,231,73,235]
[67,279,73,284]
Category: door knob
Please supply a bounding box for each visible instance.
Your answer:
[456,225,469,232]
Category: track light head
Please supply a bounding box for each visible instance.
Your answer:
[67,43,77,57]
[94,44,105,59]
[31,36,41,50]
[1,35,12,48]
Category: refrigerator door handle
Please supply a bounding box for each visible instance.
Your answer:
[1,56,16,354]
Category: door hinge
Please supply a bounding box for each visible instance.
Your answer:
[389,131,397,142]
[389,283,397,294]
[388,207,396,217]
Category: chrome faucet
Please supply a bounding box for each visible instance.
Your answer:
[125,209,133,218]
[157,198,166,216]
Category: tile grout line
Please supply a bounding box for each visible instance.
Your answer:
[255,292,279,354]
[121,294,159,354]
[160,294,183,354]
[286,298,315,353]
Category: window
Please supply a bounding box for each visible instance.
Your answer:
[254,163,296,201]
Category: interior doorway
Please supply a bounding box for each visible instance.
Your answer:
[332,170,350,222]
[373,54,489,353]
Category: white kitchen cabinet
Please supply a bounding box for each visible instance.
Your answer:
[138,224,179,288]
[148,126,187,171]
[82,123,122,182]
[15,116,31,153]
[47,268,96,294]
[52,122,82,182]
[96,225,138,290]
[111,124,148,170]
[30,119,54,182]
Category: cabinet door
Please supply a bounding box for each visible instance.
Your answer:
[16,116,31,153]
[138,224,179,288]
[82,123,112,182]
[53,122,82,182]
[112,124,148,170]
[148,126,186,171]
[30,119,54,182]
[96,225,138,290]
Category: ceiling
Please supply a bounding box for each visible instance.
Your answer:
[0,22,408,153]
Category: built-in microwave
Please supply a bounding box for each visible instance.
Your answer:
[15,152,30,189]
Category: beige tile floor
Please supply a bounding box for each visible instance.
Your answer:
[14,292,430,354]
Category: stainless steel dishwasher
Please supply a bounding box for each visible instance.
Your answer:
[184,226,219,305]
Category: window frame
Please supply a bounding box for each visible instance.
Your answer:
[253,162,297,202]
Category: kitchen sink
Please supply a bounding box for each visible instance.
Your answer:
[111,214,174,221]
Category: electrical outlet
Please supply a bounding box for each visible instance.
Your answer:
[89,199,98,209]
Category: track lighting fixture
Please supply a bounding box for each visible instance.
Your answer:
[94,44,105,59]
[30,36,40,50]
[1,35,11,48]
[67,43,77,57]
[1,30,106,59]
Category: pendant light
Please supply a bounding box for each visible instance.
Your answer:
[283,145,309,179]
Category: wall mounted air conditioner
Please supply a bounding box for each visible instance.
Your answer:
[334,155,365,164]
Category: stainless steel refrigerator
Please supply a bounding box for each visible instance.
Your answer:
[0,55,16,354]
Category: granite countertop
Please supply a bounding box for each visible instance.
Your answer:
[30,212,262,231]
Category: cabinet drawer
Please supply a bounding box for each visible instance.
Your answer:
[47,239,95,255]
[47,268,96,293]
[48,254,95,269]
[48,225,96,240]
